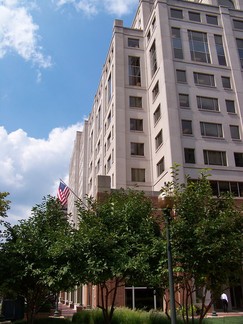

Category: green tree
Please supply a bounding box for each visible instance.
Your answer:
[0,196,77,324]
[75,189,165,324]
[0,191,10,221]
[162,168,243,323]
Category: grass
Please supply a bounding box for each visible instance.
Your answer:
[204,317,243,324]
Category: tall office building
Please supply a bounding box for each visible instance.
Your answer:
[67,0,243,309]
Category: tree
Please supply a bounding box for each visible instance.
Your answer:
[75,189,165,324]
[0,196,77,324]
[161,168,243,323]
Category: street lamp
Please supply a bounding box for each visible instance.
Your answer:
[158,194,177,324]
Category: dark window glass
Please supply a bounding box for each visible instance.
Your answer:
[234,153,243,167]
[206,15,218,25]
[128,56,141,86]
[184,148,195,163]
[130,119,143,131]
[155,130,163,149]
[194,72,215,86]
[179,94,189,108]
[157,157,164,176]
[214,35,227,66]
[150,41,157,76]
[131,142,144,156]
[154,104,161,124]
[172,27,183,59]
[200,122,223,138]
[218,0,234,9]
[226,100,235,113]
[129,96,142,108]
[189,11,200,22]
[203,150,227,166]
[128,38,139,48]
[152,81,159,100]
[197,96,219,111]
[171,8,183,19]
[221,76,231,89]
[236,39,243,69]
[131,168,145,182]
[233,20,243,30]
[230,125,240,139]
[188,30,211,63]
[176,70,187,83]
[182,120,192,135]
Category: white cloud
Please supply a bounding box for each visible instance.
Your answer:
[0,0,51,68]
[55,0,137,16]
[0,123,83,224]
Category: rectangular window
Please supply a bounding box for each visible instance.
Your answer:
[155,130,163,149]
[171,8,183,19]
[214,35,227,66]
[157,157,164,176]
[129,96,142,108]
[130,118,143,131]
[184,148,195,164]
[154,104,161,124]
[222,76,231,89]
[197,96,219,111]
[189,11,201,22]
[128,38,139,48]
[236,39,243,69]
[234,153,243,167]
[152,81,159,100]
[179,94,189,108]
[131,168,145,182]
[233,20,243,30]
[200,122,223,138]
[206,14,218,25]
[188,30,211,63]
[203,150,227,166]
[107,155,111,172]
[150,41,157,76]
[171,27,183,59]
[182,120,192,135]
[176,69,187,83]
[108,73,112,102]
[128,56,141,86]
[107,132,111,148]
[131,142,144,156]
[226,100,235,113]
[194,72,215,86]
[230,125,240,139]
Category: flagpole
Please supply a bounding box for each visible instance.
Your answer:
[59,179,82,202]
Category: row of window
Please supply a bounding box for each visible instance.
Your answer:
[185,148,243,167]
[182,120,240,139]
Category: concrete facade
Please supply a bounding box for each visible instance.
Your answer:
[67,0,243,311]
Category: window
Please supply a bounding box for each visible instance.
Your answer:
[189,11,200,22]
[155,130,163,149]
[107,155,111,172]
[97,106,101,131]
[222,76,231,89]
[203,150,227,166]
[234,153,243,167]
[128,56,141,86]
[210,180,243,197]
[214,35,226,66]
[107,132,111,148]
[150,41,157,76]
[153,104,161,124]
[200,122,223,138]
[171,27,183,59]
[179,94,189,108]
[184,148,195,164]
[157,157,164,176]
[188,30,211,63]
[131,168,145,182]
[107,111,111,126]
[233,20,243,30]
[131,142,144,156]
[182,120,192,135]
[230,125,240,139]
[152,81,159,100]
[197,96,219,111]
[128,38,139,48]
[236,39,243,69]
[129,96,142,108]
[194,72,215,86]
[226,100,235,113]
[184,148,195,163]
[176,69,187,83]
[152,17,156,30]
[206,15,218,25]
[130,118,143,131]
[147,30,151,41]
[108,73,112,102]
[171,8,183,19]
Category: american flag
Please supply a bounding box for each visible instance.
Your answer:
[57,182,70,205]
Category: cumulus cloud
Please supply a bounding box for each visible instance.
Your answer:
[0,0,51,68]
[55,0,138,16]
[0,123,82,224]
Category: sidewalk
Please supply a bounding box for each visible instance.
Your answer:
[206,311,243,318]
[57,303,77,319]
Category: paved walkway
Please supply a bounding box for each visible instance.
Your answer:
[206,311,243,318]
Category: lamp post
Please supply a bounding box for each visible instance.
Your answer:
[53,293,60,317]
[158,195,177,324]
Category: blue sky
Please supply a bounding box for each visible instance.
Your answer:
[0,0,137,223]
